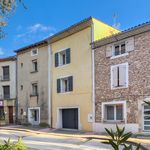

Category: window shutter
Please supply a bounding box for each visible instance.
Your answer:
[57,79,61,93]
[112,66,118,87]
[68,76,73,91]
[119,65,127,86]
[66,48,70,64]
[106,45,113,57]
[126,37,134,52]
[55,53,59,67]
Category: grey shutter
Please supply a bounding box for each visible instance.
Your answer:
[126,37,134,52]
[106,44,113,57]
[68,76,73,91]
[112,66,118,87]
[66,48,70,64]
[57,79,61,93]
[119,65,127,87]
[55,53,59,67]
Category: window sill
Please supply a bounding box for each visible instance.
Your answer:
[1,79,10,82]
[30,94,38,97]
[103,120,125,124]
[56,64,69,68]
[111,86,128,90]
[111,53,128,59]
[58,91,72,94]
[30,70,38,74]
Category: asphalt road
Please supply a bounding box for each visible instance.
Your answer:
[0,129,112,150]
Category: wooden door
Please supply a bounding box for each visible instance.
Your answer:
[8,106,13,124]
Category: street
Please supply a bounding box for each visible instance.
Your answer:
[0,129,112,150]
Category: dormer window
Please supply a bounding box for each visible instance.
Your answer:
[31,49,38,56]
[114,43,126,56]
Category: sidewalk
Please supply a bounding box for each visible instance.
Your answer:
[1,125,150,147]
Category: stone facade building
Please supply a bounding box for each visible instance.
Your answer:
[92,22,150,133]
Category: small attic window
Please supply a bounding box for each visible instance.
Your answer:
[31,49,38,56]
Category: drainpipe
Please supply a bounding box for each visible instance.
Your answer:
[15,56,18,124]
[91,23,95,131]
[48,43,52,127]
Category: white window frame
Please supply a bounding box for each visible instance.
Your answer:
[143,103,150,132]
[58,50,67,66]
[60,77,69,93]
[111,62,129,89]
[31,49,38,56]
[111,42,128,59]
[102,101,127,123]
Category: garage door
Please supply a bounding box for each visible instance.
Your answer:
[62,108,78,129]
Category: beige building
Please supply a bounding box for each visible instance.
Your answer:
[48,17,119,131]
[15,41,51,125]
[0,56,16,125]
[93,21,150,133]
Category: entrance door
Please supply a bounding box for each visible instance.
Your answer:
[62,108,78,129]
[28,108,40,125]
[143,105,150,131]
[8,106,13,124]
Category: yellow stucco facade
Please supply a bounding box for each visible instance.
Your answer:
[50,17,119,131]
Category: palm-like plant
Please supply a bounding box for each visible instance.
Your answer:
[103,125,140,150]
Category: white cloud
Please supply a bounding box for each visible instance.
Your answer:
[0,48,4,56]
[14,23,56,46]
[28,24,55,33]
[16,23,56,38]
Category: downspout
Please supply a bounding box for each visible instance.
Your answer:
[48,43,52,127]
[15,56,18,124]
[91,23,95,130]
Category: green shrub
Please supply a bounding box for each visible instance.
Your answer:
[103,125,140,150]
[0,138,27,150]
[39,122,49,128]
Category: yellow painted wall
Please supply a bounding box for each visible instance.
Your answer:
[51,18,120,131]
[51,27,93,131]
[92,18,120,41]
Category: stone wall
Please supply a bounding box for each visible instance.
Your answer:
[94,31,150,130]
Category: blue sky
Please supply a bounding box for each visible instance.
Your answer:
[0,0,150,57]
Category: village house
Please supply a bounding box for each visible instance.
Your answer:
[48,17,119,131]
[15,41,51,126]
[0,56,16,125]
[92,21,150,133]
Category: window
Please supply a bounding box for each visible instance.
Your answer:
[106,37,134,58]
[57,76,73,93]
[31,83,38,96]
[55,48,70,67]
[2,66,9,81]
[21,85,23,91]
[102,101,126,122]
[143,105,150,131]
[0,107,5,120]
[31,49,38,56]
[32,60,38,72]
[114,43,126,56]
[3,86,10,99]
[21,63,23,68]
[111,63,128,89]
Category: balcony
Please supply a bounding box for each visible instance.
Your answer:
[29,93,38,107]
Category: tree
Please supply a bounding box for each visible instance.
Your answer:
[0,0,26,38]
